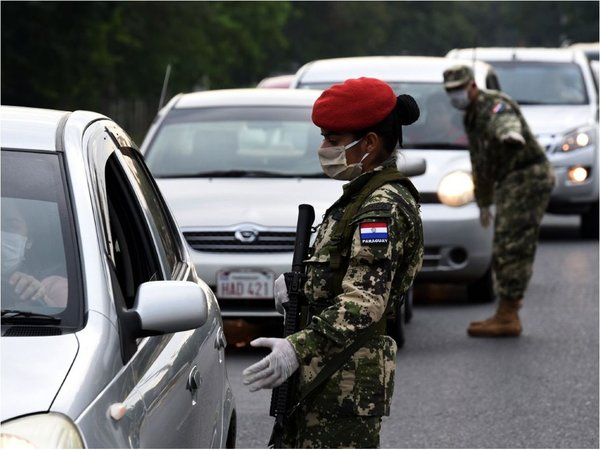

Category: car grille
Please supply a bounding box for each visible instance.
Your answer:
[184,230,296,253]
[422,246,441,268]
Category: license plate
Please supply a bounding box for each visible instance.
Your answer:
[216,270,274,299]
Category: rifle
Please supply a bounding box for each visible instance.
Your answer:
[268,203,315,448]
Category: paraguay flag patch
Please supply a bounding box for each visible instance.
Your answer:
[359,221,389,245]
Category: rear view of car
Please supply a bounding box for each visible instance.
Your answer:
[291,56,499,302]
[447,47,599,238]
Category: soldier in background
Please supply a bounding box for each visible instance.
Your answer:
[443,64,555,337]
[242,77,424,448]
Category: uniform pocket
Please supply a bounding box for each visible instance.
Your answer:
[304,248,336,303]
[352,336,397,417]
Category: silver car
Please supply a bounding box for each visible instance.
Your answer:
[140,60,496,322]
[0,106,236,448]
[447,47,599,238]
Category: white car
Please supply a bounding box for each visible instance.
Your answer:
[290,56,499,298]
[447,47,599,238]
[141,60,496,320]
[1,106,236,448]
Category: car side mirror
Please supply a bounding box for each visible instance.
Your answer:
[398,156,427,177]
[133,280,208,336]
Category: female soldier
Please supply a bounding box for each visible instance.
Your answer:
[243,77,424,448]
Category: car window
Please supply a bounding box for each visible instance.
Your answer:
[1,150,82,330]
[144,106,324,177]
[118,146,184,276]
[397,83,469,149]
[105,152,163,307]
[489,61,588,105]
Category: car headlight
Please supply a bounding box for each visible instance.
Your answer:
[558,126,596,152]
[437,170,475,207]
[0,413,84,449]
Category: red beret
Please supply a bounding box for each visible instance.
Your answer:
[312,77,396,131]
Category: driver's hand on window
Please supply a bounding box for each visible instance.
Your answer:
[9,272,67,307]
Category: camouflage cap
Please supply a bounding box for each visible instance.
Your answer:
[443,65,474,90]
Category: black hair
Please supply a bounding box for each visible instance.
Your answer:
[354,94,420,153]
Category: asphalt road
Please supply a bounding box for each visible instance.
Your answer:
[224,214,599,449]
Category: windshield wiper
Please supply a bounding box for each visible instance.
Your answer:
[166,170,290,178]
[515,101,546,105]
[406,143,469,150]
[1,309,61,325]
[296,172,328,178]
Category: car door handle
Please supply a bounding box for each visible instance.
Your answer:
[187,365,201,392]
[215,327,227,350]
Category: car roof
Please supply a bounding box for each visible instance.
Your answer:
[256,74,295,88]
[1,106,68,151]
[172,88,322,109]
[1,106,106,152]
[447,47,586,63]
[292,55,495,87]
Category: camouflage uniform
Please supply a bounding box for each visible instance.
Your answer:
[464,90,555,301]
[285,157,424,448]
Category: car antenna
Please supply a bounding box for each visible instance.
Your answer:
[158,63,172,112]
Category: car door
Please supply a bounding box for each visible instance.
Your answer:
[99,125,226,448]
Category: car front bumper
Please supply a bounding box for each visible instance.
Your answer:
[187,202,493,317]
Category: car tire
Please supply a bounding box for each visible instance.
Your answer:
[387,298,405,348]
[581,201,599,239]
[467,266,496,303]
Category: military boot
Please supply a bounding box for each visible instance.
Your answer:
[467,299,522,337]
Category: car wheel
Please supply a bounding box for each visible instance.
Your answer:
[467,266,495,303]
[581,201,599,239]
[404,287,414,324]
[387,298,405,348]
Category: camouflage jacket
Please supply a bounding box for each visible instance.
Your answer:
[287,157,424,417]
[464,89,548,208]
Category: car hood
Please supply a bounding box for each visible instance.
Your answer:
[156,150,470,228]
[1,334,79,421]
[157,178,343,228]
[520,105,596,135]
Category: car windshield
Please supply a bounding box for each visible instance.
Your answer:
[1,150,80,329]
[144,106,325,177]
[488,61,588,105]
[298,82,469,149]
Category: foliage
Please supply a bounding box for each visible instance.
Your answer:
[1,1,597,139]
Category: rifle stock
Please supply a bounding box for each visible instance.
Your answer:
[268,204,315,448]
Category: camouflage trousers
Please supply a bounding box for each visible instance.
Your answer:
[279,405,382,449]
[493,162,555,302]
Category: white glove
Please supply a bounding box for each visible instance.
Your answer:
[500,131,525,147]
[480,207,493,228]
[242,337,299,392]
[273,274,289,315]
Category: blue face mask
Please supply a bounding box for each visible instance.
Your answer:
[447,89,470,110]
[1,231,27,274]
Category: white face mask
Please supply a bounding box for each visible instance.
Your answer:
[318,138,369,180]
[1,231,27,274]
[447,89,471,110]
